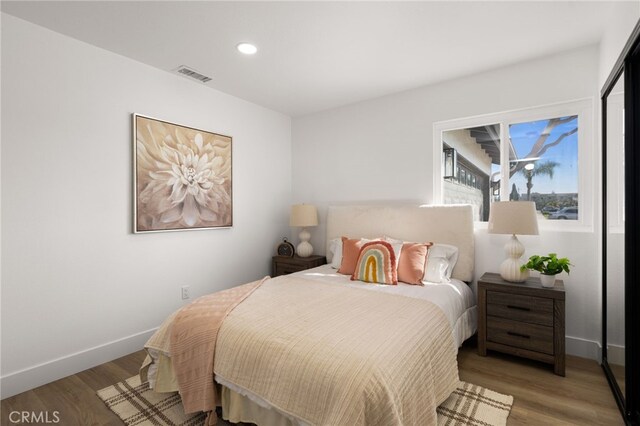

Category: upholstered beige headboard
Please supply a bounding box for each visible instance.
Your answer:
[326,204,474,282]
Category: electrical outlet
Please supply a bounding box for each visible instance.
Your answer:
[181,286,190,300]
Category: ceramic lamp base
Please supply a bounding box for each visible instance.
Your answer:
[499,234,529,283]
[297,228,313,258]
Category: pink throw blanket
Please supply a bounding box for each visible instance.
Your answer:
[168,277,267,422]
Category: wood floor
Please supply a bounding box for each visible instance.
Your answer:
[457,342,623,425]
[1,343,623,425]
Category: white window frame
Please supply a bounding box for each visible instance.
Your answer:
[432,98,595,232]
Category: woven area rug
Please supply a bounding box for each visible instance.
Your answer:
[98,376,513,426]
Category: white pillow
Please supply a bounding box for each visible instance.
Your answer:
[328,238,342,268]
[382,236,404,267]
[422,243,459,283]
[423,257,450,283]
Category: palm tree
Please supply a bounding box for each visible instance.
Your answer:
[509,183,520,201]
[522,160,559,201]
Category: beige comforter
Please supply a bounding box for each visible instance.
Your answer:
[142,274,459,425]
[215,275,459,425]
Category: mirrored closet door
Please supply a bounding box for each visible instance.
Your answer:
[604,70,626,406]
[602,20,640,426]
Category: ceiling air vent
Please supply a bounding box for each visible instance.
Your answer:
[174,65,212,83]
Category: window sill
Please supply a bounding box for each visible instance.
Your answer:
[474,221,594,234]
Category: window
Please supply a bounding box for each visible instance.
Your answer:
[433,99,593,229]
[508,116,578,220]
[441,128,497,221]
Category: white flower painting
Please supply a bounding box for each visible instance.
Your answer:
[134,115,232,232]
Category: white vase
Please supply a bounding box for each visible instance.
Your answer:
[540,274,556,288]
[296,228,314,258]
[499,235,529,282]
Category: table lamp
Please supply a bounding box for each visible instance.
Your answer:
[488,201,539,282]
[290,204,318,258]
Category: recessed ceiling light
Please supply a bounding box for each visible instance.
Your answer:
[237,42,257,55]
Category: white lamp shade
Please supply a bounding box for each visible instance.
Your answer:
[488,201,539,236]
[289,204,318,227]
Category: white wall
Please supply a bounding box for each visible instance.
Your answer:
[599,3,639,89]
[292,45,601,359]
[1,14,292,397]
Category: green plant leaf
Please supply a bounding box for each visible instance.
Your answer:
[521,253,572,275]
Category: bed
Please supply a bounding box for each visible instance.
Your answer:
[141,204,476,425]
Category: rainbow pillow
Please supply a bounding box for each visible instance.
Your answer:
[351,241,398,285]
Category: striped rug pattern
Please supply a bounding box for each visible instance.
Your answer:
[436,381,514,425]
[98,376,513,426]
[97,376,206,426]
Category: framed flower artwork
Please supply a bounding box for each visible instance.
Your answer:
[133,114,232,233]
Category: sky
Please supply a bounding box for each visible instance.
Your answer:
[508,116,578,195]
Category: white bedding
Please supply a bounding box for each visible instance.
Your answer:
[294,264,477,348]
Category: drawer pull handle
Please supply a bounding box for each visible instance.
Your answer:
[507,305,530,312]
[507,331,530,339]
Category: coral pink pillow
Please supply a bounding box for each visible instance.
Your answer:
[397,242,433,285]
[337,237,366,275]
[351,241,398,285]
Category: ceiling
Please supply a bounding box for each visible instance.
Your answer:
[1,1,617,117]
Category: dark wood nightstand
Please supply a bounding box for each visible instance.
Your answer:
[477,272,566,376]
[272,255,327,277]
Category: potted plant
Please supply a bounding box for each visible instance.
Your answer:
[520,253,571,287]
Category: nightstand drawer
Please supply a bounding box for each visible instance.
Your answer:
[487,317,553,355]
[276,264,302,276]
[272,255,327,277]
[487,291,553,326]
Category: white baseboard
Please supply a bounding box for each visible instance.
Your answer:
[566,335,602,362]
[0,328,157,399]
[606,343,625,366]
